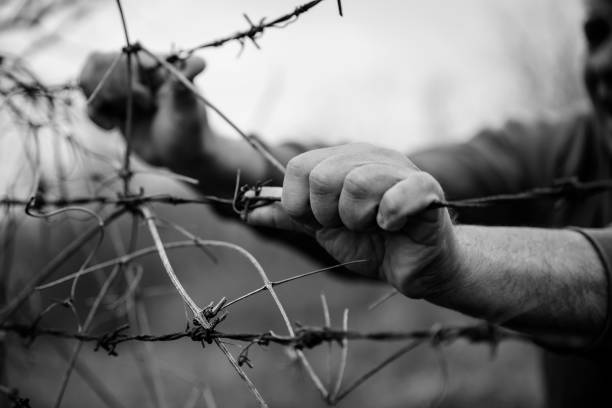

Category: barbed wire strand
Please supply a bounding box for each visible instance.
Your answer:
[139,46,286,175]
[3,321,523,355]
[114,0,136,196]
[52,340,127,408]
[181,0,332,56]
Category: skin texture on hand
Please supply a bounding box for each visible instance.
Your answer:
[247,143,608,348]
[247,143,459,299]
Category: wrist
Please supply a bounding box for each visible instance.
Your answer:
[413,219,468,301]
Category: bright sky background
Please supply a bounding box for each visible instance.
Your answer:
[0,0,586,153]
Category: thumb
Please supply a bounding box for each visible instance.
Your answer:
[159,56,206,109]
[168,56,206,93]
[181,55,206,81]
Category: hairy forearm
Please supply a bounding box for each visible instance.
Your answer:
[427,225,607,348]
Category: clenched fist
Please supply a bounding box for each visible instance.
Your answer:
[78,51,210,168]
[248,143,460,299]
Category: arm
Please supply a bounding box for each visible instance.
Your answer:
[247,143,610,351]
[78,51,293,197]
[433,226,606,349]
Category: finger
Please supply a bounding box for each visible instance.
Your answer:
[181,55,206,80]
[282,146,344,221]
[338,163,412,230]
[87,105,117,130]
[377,171,444,231]
[78,52,117,97]
[283,143,378,223]
[158,56,207,112]
[246,203,315,236]
[315,228,380,278]
[309,146,415,227]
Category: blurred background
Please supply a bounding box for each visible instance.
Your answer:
[0,0,588,407]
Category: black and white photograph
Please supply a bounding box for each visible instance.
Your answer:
[0,1,609,407]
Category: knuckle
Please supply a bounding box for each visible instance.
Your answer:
[416,172,443,197]
[309,166,336,194]
[286,155,308,178]
[338,203,360,229]
[382,193,402,217]
[281,198,305,219]
[343,168,372,199]
[339,196,375,230]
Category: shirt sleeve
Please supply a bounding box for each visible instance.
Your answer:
[572,227,612,355]
[409,114,587,226]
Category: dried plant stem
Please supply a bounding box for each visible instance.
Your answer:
[160,219,328,398]
[141,208,200,315]
[53,264,121,408]
[132,300,169,408]
[37,240,210,290]
[85,52,122,105]
[320,293,332,389]
[333,340,423,404]
[0,207,126,324]
[368,289,398,311]
[52,341,127,408]
[329,308,348,403]
[114,0,135,195]
[140,206,268,408]
[117,217,169,408]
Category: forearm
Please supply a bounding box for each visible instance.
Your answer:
[169,130,301,197]
[427,225,607,348]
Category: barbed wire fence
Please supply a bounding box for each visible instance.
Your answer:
[0,0,604,407]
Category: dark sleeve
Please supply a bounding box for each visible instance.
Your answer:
[409,115,585,226]
[572,227,612,356]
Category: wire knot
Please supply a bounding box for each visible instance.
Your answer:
[94,324,130,356]
[122,42,141,54]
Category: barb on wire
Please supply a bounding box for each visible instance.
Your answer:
[2,321,525,357]
[156,217,329,398]
[179,0,332,57]
[139,206,269,408]
[1,193,234,209]
[233,177,612,212]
